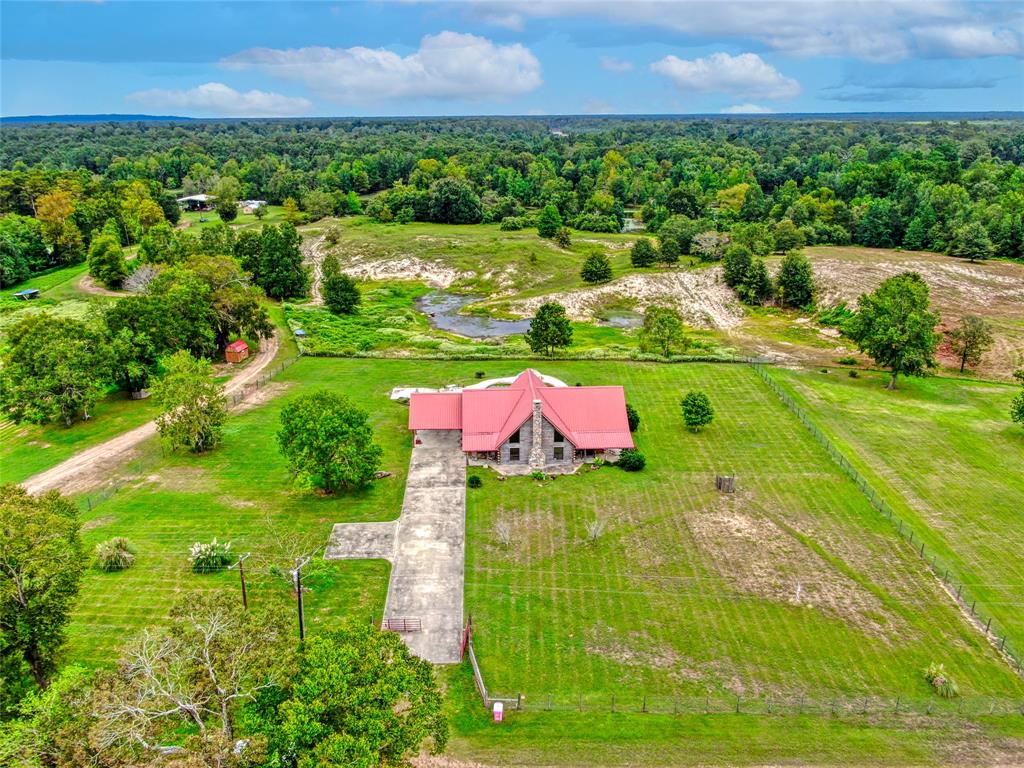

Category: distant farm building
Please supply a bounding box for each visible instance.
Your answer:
[409,369,634,474]
[176,194,216,212]
[225,339,249,363]
[240,200,267,215]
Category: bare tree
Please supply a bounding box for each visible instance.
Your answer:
[585,517,607,543]
[493,520,512,549]
[90,593,292,763]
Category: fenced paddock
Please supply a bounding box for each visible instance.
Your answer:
[464,361,1024,705]
[753,365,1023,677]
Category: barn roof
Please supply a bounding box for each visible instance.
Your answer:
[225,339,249,352]
[409,369,634,452]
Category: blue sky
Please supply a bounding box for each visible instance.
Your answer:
[2,1,1022,117]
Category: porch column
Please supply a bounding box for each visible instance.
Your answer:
[528,399,545,470]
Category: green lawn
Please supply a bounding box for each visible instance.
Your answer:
[0,391,161,485]
[461,361,1022,702]
[178,204,288,232]
[63,358,1023,707]
[771,367,1024,656]
[443,666,1024,767]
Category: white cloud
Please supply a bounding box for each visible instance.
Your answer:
[721,103,774,114]
[599,55,634,73]
[912,24,1022,58]
[651,52,800,99]
[126,82,311,116]
[479,2,1023,63]
[222,32,542,104]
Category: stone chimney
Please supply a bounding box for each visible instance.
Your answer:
[528,399,545,469]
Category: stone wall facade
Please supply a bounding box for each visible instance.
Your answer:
[498,413,573,468]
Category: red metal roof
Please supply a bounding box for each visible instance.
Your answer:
[408,369,634,452]
[408,392,462,430]
[225,339,249,352]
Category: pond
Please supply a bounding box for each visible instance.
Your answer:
[597,310,643,329]
[416,291,533,338]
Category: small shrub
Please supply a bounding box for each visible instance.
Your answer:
[530,470,546,481]
[475,370,486,379]
[625,403,640,432]
[585,517,607,543]
[468,474,482,488]
[820,368,829,374]
[189,538,233,573]
[923,663,959,699]
[94,537,136,572]
[680,390,714,432]
[617,448,646,471]
[836,356,858,366]
[493,520,512,549]
[849,370,860,378]
[554,226,572,248]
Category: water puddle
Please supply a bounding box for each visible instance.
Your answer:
[416,291,532,338]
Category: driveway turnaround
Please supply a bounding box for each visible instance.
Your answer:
[325,428,466,663]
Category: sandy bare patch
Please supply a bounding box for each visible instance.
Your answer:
[82,515,116,532]
[232,381,291,413]
[301,232,327,305]
[507,268,744,330]
[689,494,901,640]
[585,622,704,682]
[341,256,471,289]
[576,238,634,251]
[145,465,215,493]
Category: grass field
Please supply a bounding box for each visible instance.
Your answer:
[771,367,1024,656]
[443,667,1024,767]
[62,359,1023,704]
[322,216,653,298]
[459,361,1023,702]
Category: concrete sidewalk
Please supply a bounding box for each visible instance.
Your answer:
[325,429,466,663]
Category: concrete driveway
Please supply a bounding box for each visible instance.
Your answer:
[325,428,466,663]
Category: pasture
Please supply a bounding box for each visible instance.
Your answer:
[772,367,1024,655]
[61,358,1022,704]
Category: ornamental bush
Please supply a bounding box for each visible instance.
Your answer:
[625,403,640,432]
[923,662,959,699]
[189,538,233,573]
[467,475,482,489]
[94,537,136,572]
[616,448,646,471]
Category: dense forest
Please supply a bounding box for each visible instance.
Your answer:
[1,116,1022,287]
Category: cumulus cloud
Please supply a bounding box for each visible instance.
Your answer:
[912,24,1022,58]
[651,52,800,99]
[721,103,774,114]
[478,1,1022,63]
[600,55,634,73]
[222,32,542,104]
[126,82,311,116]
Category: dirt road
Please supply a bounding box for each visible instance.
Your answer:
[301,232,327,305]
[21,330,281,496]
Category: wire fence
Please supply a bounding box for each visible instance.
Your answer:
[749,363,1023,678]
[77,353,302,514]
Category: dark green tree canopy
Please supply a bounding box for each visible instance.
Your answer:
[845,271,940,389]
[776,251,815,308]
[681,390,715,431]
[277,390,384,492]
[525,301,573,355]
[324,272,361,315]
[580,251,612,283]
[0,485,83,705]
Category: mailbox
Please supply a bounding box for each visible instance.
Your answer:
[492,701,504,722]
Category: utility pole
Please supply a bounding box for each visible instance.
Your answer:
[237,553,250,610]
[292,557,310,641]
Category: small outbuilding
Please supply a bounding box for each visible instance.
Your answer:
[176,194,216,212]
[225,339,249,363]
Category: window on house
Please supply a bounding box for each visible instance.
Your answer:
[509,429,520,444]
[553,429,564,443]
[553,446,564,460]
[509,447,520,462]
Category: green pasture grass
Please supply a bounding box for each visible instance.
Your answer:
[460,361,1022,701]
[178,205,287,232]
[326,217,644,296]
[0,391,161,485]
[63,358,1024,708]
[771,367,1024,654]
[442,665,1024,767]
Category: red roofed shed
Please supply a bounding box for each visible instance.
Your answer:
[225,339,249,363]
